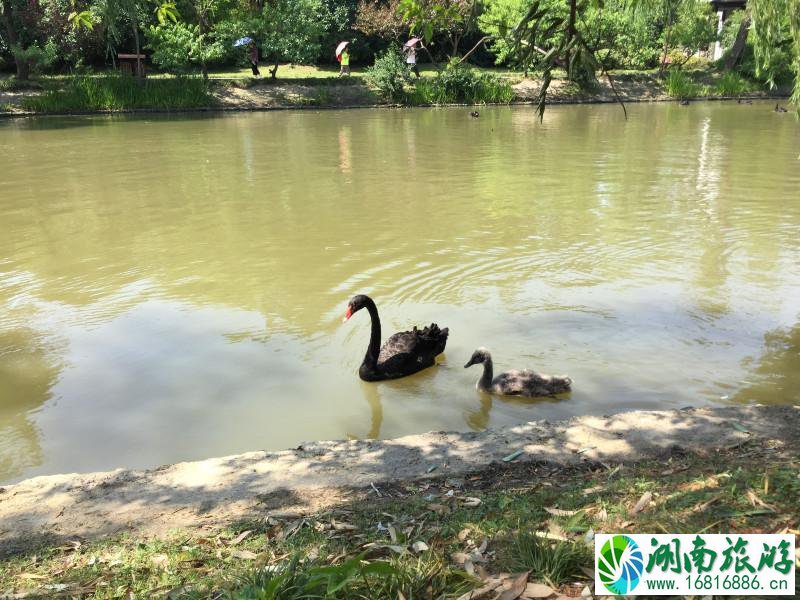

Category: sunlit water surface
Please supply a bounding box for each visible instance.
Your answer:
[1,102,799,483]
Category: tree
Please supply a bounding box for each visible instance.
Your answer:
[628,0,715,72]
[146,21,223,77]
[749,0,800,105]
[263,0,325,77]
[354,0,407,41]
[1,0,59,79]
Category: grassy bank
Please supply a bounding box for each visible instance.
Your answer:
[18,76,215,113]
[1,437,797,599]
[1,64,793,115]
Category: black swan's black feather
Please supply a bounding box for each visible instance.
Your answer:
[345,295,448,381]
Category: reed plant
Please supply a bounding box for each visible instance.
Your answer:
[21,75,214,112]
[406,66,514,105]
[714,71,755,97]
[665,69,702,99]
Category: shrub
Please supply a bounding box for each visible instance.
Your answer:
[501,534,591,588]
[21,75,215,112]
[406,64,514,104]
[665,69,701,99]
[364,47,410,102]
[714,71,753,96]
[11,40,58,75]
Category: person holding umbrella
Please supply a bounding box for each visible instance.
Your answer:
[248,40,260,77]
[336,41,351,77]
[404,38,421,78]
[233,37,260,77]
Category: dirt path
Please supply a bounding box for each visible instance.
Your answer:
[1,405,798,556]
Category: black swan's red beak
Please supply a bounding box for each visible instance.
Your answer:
[342,306,353,323]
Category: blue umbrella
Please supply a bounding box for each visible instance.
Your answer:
[233,36,254,47]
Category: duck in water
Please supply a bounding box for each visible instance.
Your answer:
[343,294,448,381]
[470,111,479,118]
[775,103,788,113]
[464,347,571,397]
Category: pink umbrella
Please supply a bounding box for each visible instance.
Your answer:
[335,41,349,58]
[404,37,421,47]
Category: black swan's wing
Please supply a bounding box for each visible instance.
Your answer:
[378,324,448,362]
[376,324,448,377]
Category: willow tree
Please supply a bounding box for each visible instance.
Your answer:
[511,0,615,118]
[749,0,800,106]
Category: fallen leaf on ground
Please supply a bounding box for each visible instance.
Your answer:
[745,489,775,511]
[499,572,531,600]
[503,450,524,462]
[229,530,252,545]
[458,527,471,541]
[18,574,47,580]
[331,519,357,531]
[455,579,502,600]
[427,503,451,516]
[522,582,555,598]
[462,497,482,507]
[545,507,579,517]
[412,541,429,553]
[690,494,722,514]
[451,552,471,565]
[583,486,603,495]
[631,491,652,514]
[388,524,398,543]
[231,550,258,560]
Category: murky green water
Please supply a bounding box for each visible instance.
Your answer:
[1,102,799,483]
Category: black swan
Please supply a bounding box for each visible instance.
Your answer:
[464,347,571,397]
[343,294,448,381]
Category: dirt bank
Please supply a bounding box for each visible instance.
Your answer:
[1,404,798,556]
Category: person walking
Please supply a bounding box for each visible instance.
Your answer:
[339,46,351,77]
[405,41,420,78]
[249,41,260,77]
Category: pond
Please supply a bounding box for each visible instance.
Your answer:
[1,102,799,483]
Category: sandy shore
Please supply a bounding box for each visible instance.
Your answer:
[1,404,798,556]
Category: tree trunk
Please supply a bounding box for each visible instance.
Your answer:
[198,13,208,80]
[565,0,577,66]
[1,0,29,80]
[659,23,672,73]
[724,14,751,71]
[269,58,279,79]
[133,21,142,79]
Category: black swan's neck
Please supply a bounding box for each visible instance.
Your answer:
[478,357,494,391]
[362,298,382,369]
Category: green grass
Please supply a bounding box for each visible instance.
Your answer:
[714,71,757,97]
[2,438,797,598]
[405,70,515,105]
[500,534,591,587]
[20,75,215,112]
[665,69,704,99]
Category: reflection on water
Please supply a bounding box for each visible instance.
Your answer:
[1,102,799,483]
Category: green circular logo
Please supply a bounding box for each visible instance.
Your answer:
[597,535,644,595]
